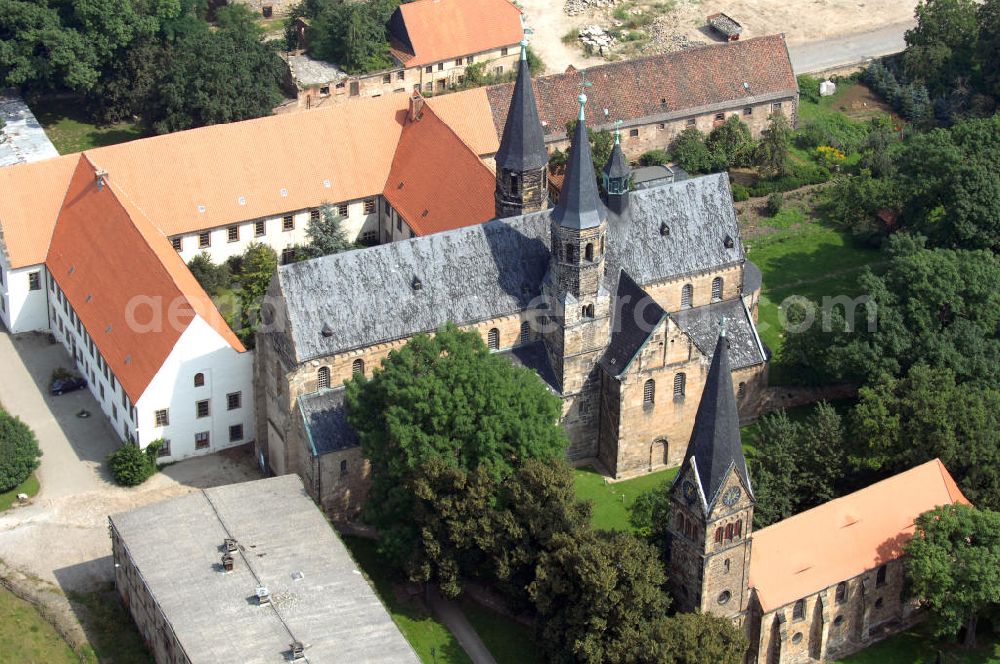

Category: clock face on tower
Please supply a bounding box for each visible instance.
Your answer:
[722,486,742,507]
[682,480,697,505]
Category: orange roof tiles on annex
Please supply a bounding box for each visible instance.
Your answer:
[383,104,495,235]
[46,155,243,402]
[392,0,523,67]
[749,459,969,613]
[0,93,412,269]
[427,88,501,157]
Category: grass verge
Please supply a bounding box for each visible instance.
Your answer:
[836,626,1000,663]
[0,586,82,664]
[31,97,145,155]
[68,585,153,663]
[0,473,40,511]
[574,465,678,532]
[341,535,472,664]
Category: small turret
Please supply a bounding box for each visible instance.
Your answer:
[602,126,631,215]
[551,93,606,231]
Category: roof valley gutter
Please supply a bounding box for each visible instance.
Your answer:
[200,489,303,650]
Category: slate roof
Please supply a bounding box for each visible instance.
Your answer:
[743,260,763,294]
[299,388,359,455]
[486,35,797,140]
[278,173,744,362]
[671,299,768,371]
[494,47,548,173]
[109,475,420,664]
[498,341,559,392]
[551,98,607,230]
[0,94,59,168]
[603,135,630,180]
[600,270,666,377]
[680,330,753,512]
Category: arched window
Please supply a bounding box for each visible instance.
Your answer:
[681,284,693,308]
[510,172,520,195]
[835,581,848,604]
[317,366,330,389]
[793,599,805,621]
[711,277,723,302]
[582,304,595,318]
[340,459,348,476]
[352,358,364,376]
[725,524,733,540]
[643,379,655,405]
[520,320,530,345]
[487,327,500,350]
[600,236,605,255]
[724,558,731,573]
[737,382,747,400]
[735,520,742,537]
[715,527,723,543]
[565,243,576,263]
[673,372,686,399]
[585,243,594,261]
[194,372,205,387]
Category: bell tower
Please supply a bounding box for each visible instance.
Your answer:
[602,125,632,215]
[494,40,548,219]
[666,320,755,624]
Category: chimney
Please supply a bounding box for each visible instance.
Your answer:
[291,641,306,660]
[94,169,109,191]
[408,92,425,123]
[256,586,271,605]
[224,538,238,553]
[221,553,234,572]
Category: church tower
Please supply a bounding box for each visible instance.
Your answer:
[666,322,755,625]
[494,40,548,219]
[541,93,612,458]
[602,127,632,215]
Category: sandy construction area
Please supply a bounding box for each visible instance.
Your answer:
[520,0,920,73]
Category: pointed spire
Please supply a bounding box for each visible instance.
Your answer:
[602,124,630,182]
[552,93,606,230]
[681,322,751,510]
[494,39,547,173]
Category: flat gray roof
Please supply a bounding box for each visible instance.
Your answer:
[0,93,59,167]
[286,55,348,88]
[109,475,419,664]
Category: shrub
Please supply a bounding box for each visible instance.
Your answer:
[731,183,750,201]
[794,114,868,153]
[108,440,162,487]
[671,127,713,174]
[766,193,784,216]
[0,410,42,492]
[747,161,831,197]
[797,74,821,104]
[187,253,230,296]
[638,149,670,166]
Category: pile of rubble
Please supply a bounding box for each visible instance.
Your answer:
[577,24,617,52]
[643,15,707,54]
[564,0,617,17]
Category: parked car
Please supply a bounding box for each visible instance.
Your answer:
[51,375,87,395]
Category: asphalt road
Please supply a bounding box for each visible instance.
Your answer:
[787,20,917,74]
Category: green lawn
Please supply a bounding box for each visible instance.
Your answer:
[0,587,82,664]
[31,97,145,155]
[574,465,677,532]
[461,599,542,664]
[67,586,152,664]
[0,473,39,511]
[341,536,472,664]
[837,628,1000,663]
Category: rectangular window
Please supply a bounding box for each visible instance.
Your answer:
[227,226,239,242]
[171,237,182,252]
[494,66,504,76]
[227,391,242,410]
[793,599,805,621]
[396,70,405,81]
[714,112,725,121]
[629,128,639,137]
[466,55,474,64]
[335,81,345,89]
[686,118,696,127]
[437,79,446,90]
[501,47,508,56]
[282,247,296,264]
[454,58,462,66]
[28,272,41,291]
[425,65,433,73]
[154,409,169,426]
[310,209,320,223]
[424,82,432,93]
[196,399,210,418]
[229,424,244,442]
[382,73,391,83]
[657,123,666,130]
[772,102,783,111]
[195,431,210,449]
[396,216,402,232]
[337,203,348,217]
[254,220,265,237]
[158,439,171,457]
[112,405,117,422]
[364,198,376,214]
[319,86,330,95]
[199,232,210,248]
[437,63,444,71]
[743,107,753,116]
[876,565,887,587]
[282,215,294,231]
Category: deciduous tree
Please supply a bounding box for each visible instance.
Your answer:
[0,410,41,492]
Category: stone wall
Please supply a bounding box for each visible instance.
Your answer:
[495,166,548,218]
[752,558,913,663]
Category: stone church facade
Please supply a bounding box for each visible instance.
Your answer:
[664,329,970,663]
[254,45,769,517]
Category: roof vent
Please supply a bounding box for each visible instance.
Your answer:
[659,222,670,237]
[421,209,428,217]
[224,537,238,552]
[411,276,422,291]
[660,97,666,105]
[68,266,75,274]
[323,179,331,188]
[95,169,109,191]
[85,294,93,302]
[724,235,734,248]
[124,355,132,365]
[280,188,288,197]
[197,205,206,214]
[290,641,306,660]
[256,586,271,605]
[397,181,404,190]
[105,325,112,333]
[238,196,247,206]
[221,553,234,572]
[743,81,750,91]
[321,324,334,338]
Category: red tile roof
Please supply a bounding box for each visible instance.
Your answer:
[46,155,244,402]
[389,0,523,67]
[487,35,797,139]
[749,459,970,613]
[383,101,496,236]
